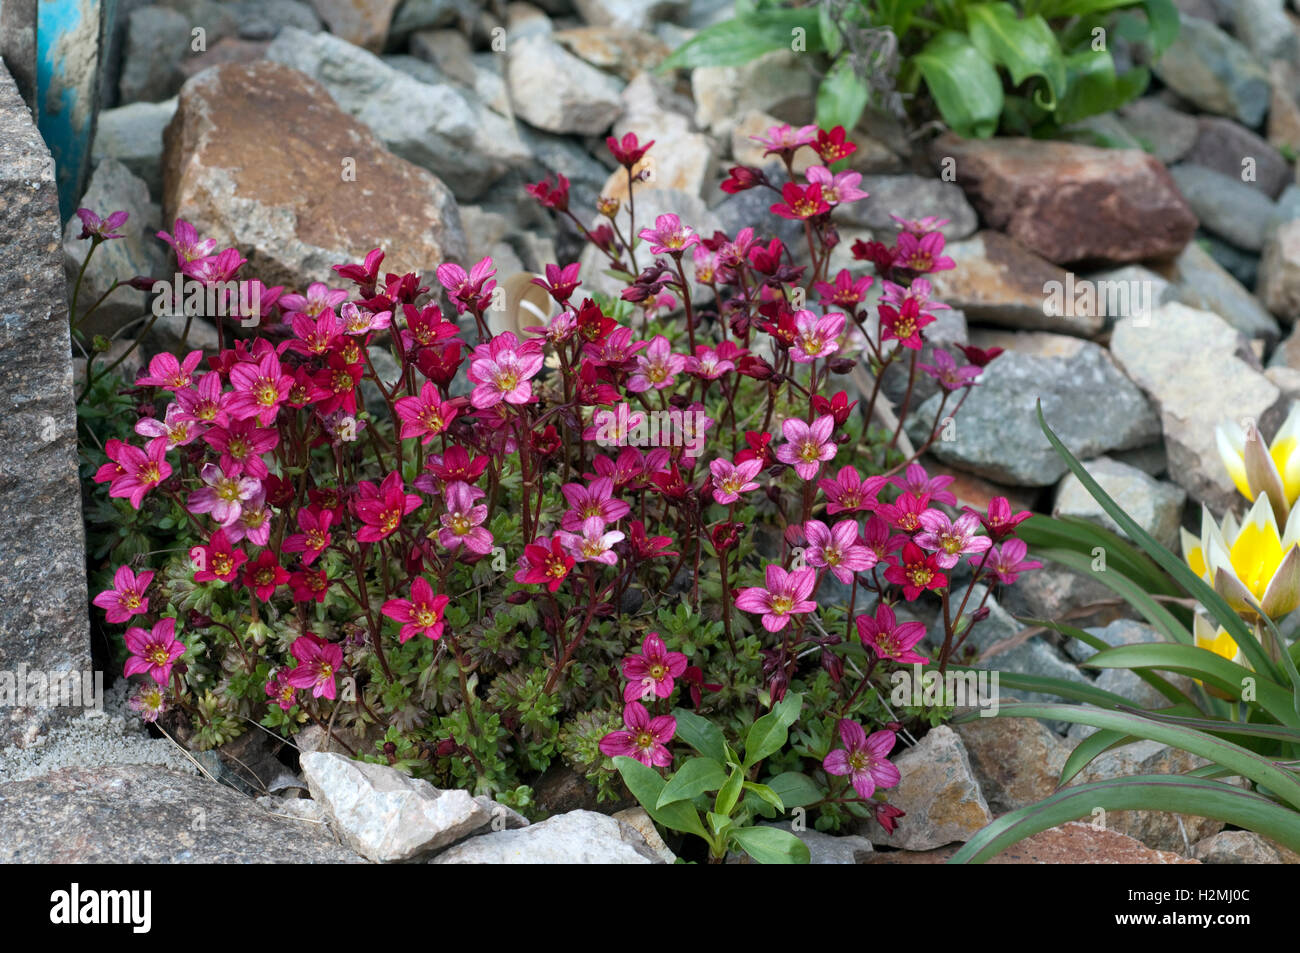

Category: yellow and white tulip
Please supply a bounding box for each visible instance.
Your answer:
[1216,404,1300,525]
[1180,492,1300,620]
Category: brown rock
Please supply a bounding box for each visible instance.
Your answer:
[178,37,270,81]
[163,61,465,292]
[927,231,1101,335]
[869,726,994,850]
[1193,830,1300,863]
[1260,219,1300,322]
[309,0,400,52]
[865,821,1198,864]
[1184,117,1291,200]
[1072,740,1227,851]
[955,713,1070,814]
[554,27,669,81]
[933,134,1198,265]
[1268,61,1300,157]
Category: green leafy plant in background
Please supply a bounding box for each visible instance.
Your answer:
[614,693,815,863]
[947,402,1300,863]
[663,0,1180,139]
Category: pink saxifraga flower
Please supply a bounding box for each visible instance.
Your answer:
[803,519,878,584]
[187,462,261,527]
[438,481,493,555]
[823,720,899,800]
[467,331,544,409]
[93,565,155,624]
[382,577,451,643]
[734,564,818,632]
[710,457,763,505]
[789,310,845,364]
[775,415,837,480]
[915,510,991,569]
[286,633,343,699]
[599,702,676,767]
[560,477,630,532]
[621,633,688,703]
[856,603,930,664]
[124,618,185,685]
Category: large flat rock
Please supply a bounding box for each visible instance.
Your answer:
[0,59,92,747]
[0,764,364,863]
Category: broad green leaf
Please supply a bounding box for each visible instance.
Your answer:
[1141,0,1180,56]
[913,31,1005,138]
[657,756,729,809]
[613,756,708,839]
[671,707,727,763]
[950,775,1300,862]
[765,771,825,809]
[716,764,745,817]
[659,10,822,71]
[743,693,803,768]
[706,811,732,838]
[954,701,1300,808]
[729,825,811,864]
[966,2,1067,109]
[743,781,786,813]
[1086,643,1300,729]
[1036,402,1278,681]
[816,58,871,135]
[1056,49,1147,126]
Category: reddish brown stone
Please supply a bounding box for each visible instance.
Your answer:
[865,821,1198,864]
[178,38,271,81]
[932,134,1198,265]
[163,61,465,292]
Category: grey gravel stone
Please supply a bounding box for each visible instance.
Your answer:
[266,27,530,200]
[1159,239,1279,340]
[432,809,665,863]
[301,751,492,862]
[118,6,190,103]
[1170,164,1277,252]
[1151,16,1270,126]
[506,32,624,136]
[1110,304,1284,509]
[92,97,177,198]
[1054,457,1187,551]
[0,61,92,748]
[867,726,993,850]
[831,174,977,241]
[1116,97,1198,164]
[909,336,1160,486]
[1183,116,1291,200]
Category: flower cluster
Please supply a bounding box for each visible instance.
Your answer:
[80,121,1037,842]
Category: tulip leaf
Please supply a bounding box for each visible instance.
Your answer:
[1037,402,1279,681]
[815,57,871,137]
[953,701,1300,808]
[950,775,1300,862]
[659,9,823,70]
[1022,616,1196,707]
[954,667,1135,709]
[1085,643,1300,728]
